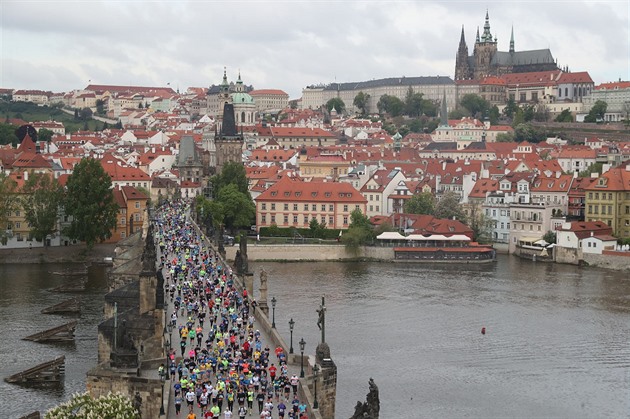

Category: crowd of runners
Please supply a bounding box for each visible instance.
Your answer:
[155,200,310,419]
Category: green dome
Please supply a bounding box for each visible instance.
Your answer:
[231,92,254,104]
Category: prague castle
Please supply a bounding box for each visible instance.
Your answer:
[455,11,558,80]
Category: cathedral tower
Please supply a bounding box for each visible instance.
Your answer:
[473,11,497,79]
[214,103,244,174]
[454,26,472,80]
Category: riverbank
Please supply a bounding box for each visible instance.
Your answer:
[0,243,116,264]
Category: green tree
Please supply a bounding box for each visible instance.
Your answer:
[584,100,607,123]
[578,162,603,178]
[503,97,518,119]
[460,94,491,119]
[377,94,404,117]
[0,122,19,145]
[404,88,426,117]
[403,192,435,215]
[513,122,546,143]
[0,173,19,240]
[434,191,467,222]
[96,99,105,115]
[488,105,500,125]
[212,161,249,197]
[533,104,550,122]
[63,158,119,248]
[216,184,255,232]
[554,109,573,123]
[495,132,515,142]
[38,128,54,143]
[22,173,64,246]
[325,97,345,114]
[80,107,93,120]
[309,218,326,238]
[467,203,493,243]
[448,108,467,120]
[45,391,139,419]
[268,223,280,237]
[542,230,557,244]
[341,209,374,252]
[353,91,370,115]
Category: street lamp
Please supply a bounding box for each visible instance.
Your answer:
[159,345,167,415]
[299,338,306,378]
[288,318,295,354]
[313,364,319,409]
[271,296,277,328]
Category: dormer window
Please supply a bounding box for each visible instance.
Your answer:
[270,191,277,196]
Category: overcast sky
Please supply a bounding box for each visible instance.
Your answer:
[1,1,628,99]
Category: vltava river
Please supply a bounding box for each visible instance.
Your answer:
[1,255,630,418]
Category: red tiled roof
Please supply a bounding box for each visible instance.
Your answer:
[595,81,630,90]
[557,71,593,84]
[256,177,366,203]
[249,89,288,96]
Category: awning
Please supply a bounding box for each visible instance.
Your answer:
[519,236,542,243]
[377,232,406,240]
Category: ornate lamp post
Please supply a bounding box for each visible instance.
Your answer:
[271,296,277,328]
[313,364,320,409]
[299,338,306,378]
[288,318,295,354]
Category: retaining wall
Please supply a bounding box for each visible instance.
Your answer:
[226,244,393,262]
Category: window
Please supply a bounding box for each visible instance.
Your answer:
[293,215,298,223]
[283,215,288,224]
[329,216,334,225]
[609,193,613,200]
[261,203,267,210]
[293,204,298,211]
[376,205,379,212]
[329,204,333,211]
[261,215,266,223]
[376,195,379,201]
[271,215,276,223]
[15,222,21,229]
[355,205,360,210]
[369,205,373,212]
[343,216,348,225]
[520,93,526,102]
[271,203,276,210]
[121,217,126,225]
[304,204,308,211]
[343,205,348,212]
[321,204,326,211]
[312,204,317,211]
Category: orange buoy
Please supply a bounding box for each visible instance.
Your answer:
[481,327,486,335]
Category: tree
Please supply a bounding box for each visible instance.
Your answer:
[377,95,404,117]
[467,203,494,243]
[542,230,557,244]
[309,218,326,238]
[22,173,63,246]
[96,99,105,115]
[0,173,19,240]
[325,97,345,114]
[434,191,467,222]
[513,123,546,143]
[403,192,435,215]
[341,209,374,251]
[533,104,550,122]
[554,109,573,123]
[578,162,603,178]
[448,108,467,120]
[63,158,119,248]
[460,94,491,119]
[353,91,370,115]
[45,391,139,419]
[404,88,426,117]
[216,184,255,232]
[488,105,500,125]
[0,122,19,145]
[38,128,54,143]
[584,100,607,123]
[503,97,518,119]
[212,161,249,197]
[80,107,93,120]
[495,132,515,142]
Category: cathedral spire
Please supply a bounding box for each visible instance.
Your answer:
[475,26,480,43]
[509,26,515,53]
[482,10,493,42]
[459,25,466,45]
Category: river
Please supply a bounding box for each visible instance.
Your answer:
[1,256,629,418]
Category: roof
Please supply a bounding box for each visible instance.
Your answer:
[595,81,630,90]
[491,49,556,67]
[556,71,593,84]
[256,177,366,203]
[586,167,630,191]
[249,89,289,96]
[306,76,454,92]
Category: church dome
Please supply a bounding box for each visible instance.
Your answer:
[232,92,254,104]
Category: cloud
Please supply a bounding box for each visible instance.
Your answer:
[1,0,628,98]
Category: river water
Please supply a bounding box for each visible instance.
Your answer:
[1,256,629,418]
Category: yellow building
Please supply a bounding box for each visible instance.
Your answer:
[584,165,630,238]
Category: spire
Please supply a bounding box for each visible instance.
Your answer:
[482,10,492,42]
[459,25,466,45]
[509,26,515,53]
[475,26,480,43]
[221,67,228,86]
[440,90,447,126]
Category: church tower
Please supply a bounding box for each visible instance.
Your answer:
[473,11,498,79]
[214,102,244,174]
[454,26,472,80]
